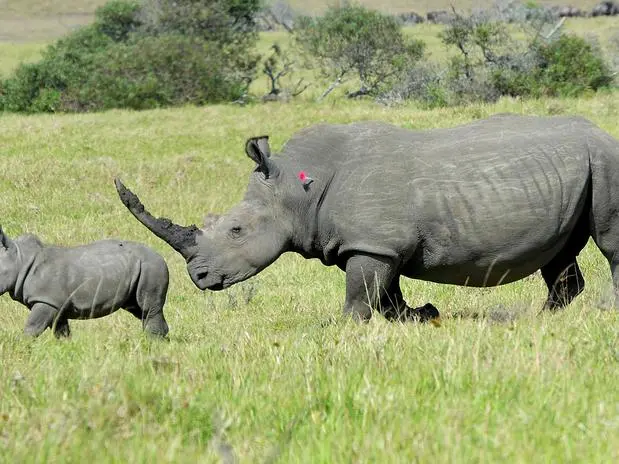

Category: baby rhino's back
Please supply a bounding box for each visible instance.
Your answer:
[27,240,167,318]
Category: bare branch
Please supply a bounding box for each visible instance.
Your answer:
[317,71,346,102]
[544,17,566,40]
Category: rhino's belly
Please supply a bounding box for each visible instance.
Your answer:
[399,155,590,286]
[404,245,561,286]
[402,215,576,286]
[56,279,134,319]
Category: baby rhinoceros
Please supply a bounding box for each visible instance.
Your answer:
[0,227,169,338]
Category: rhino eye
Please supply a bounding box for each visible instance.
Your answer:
[230,226,243,237]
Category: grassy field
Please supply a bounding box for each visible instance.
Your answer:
[1,91,619,462]
[0,1,619,462]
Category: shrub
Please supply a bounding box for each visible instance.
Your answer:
[139,0,261,46]
[378,3,613,107]
[532,35,613,97]
[378,63,449,108]
[431,7,612,104]
[0,26,113,112]
[295,5,425,98]
[95,0,142,42]
[63,35,248,111]
[1,0,262,113]
[261,43,310,101]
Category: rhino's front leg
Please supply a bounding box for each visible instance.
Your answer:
[52,318,71,338]
[343,254,399,321]
[24,303,57,337]
[379,280,440,323]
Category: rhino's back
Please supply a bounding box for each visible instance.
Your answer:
[283,115,596,169]
[286,115,605,284]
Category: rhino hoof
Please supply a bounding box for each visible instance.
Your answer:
[414,303,441,324]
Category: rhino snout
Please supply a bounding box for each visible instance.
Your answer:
[187,262,225,291]
[189,267,210,291]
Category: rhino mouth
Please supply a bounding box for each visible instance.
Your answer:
[208,282,225,291]
[190,267,227,291]
[189,263,254,291]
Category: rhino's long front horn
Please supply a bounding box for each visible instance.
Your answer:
[114,178,201,260]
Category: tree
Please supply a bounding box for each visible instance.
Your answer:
[295,5,425,99]
[1,0,263,112]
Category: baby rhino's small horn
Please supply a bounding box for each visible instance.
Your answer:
[114,178,201,259]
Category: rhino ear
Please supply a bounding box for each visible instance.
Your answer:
[246,136,271,162]
[0,226,11,250]
[246,136,278,178]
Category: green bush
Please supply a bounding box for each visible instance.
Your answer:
[1,64,44,113]
[63,35,248,111]
[410,9,614,106]
[1,26,113,112]
[140,0,260,45]
[1,0,261,113]
[490,35,613,99]
[295,5,425,98]
[533,35,613,97]
[95,0,142,42]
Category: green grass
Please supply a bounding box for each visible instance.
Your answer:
[0,43,45,77]
[1,94,619,462]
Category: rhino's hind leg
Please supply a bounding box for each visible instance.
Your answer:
[125,304,169,337]
[541,206,589,310]
[143,308,169,338]
[134,273,170,337]
[541,258,585,310]
[24,303,57,337]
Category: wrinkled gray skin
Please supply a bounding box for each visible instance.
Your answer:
[115,114,619,321]
[0,228,169,337]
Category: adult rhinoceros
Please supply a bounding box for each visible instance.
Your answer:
[115,114,619,321]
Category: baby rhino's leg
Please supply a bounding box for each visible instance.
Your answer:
[134,264,170,337]
[24,303,57,337]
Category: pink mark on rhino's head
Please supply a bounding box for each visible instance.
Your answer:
[298,171,314,189]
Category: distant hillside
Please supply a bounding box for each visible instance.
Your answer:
[0,0,607,17]
[286,0,604,15]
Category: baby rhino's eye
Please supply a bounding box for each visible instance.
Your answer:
[230,226,242,237]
